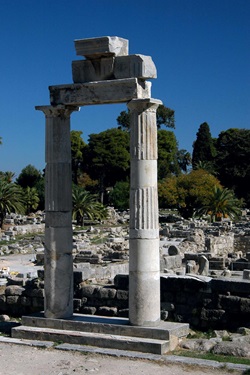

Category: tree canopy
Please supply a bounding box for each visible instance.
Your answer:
[215,128,250,205]
[197,186,242,222]
[84,128,130,201]
[192,122,216,169]
[0,178,25,228]
[158,169,222,218]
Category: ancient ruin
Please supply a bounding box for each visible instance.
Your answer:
[35,36,162,326]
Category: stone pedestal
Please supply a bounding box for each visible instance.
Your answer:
[36,105,79,318]
[127,98,162,326]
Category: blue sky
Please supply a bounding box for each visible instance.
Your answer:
[1,0,249,178]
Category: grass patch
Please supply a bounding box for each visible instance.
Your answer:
[172,349,250,366]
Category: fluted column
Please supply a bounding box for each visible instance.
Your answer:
[127,98,162,326]
[36,105,79,318]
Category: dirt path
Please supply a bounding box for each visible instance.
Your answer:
[0,343,247,375]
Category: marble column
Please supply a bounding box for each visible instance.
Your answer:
[127,98,162,326]
[36,105,79,318]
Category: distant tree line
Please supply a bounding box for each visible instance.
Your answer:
[0,106,249,225]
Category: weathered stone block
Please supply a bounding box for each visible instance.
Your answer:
[114,54,156,80]
[80,285,100,298]
[116,290,128,300]
[240,298,250,313]
[201,308,226,322]
[98,306,117,316]
[49,79,151,106]
[72,57,114,83]
[5,285,25,296]
[74,36,128,58]
[80,306,96,315]
[6,296,20,304]
[97,288,117,299]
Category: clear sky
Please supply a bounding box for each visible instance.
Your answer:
[1,0,249,178]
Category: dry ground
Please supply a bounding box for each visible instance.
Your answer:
[0,343,247,375]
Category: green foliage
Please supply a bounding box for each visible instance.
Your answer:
[71,130,86,184]
[158,130,180,178]
[0,171,15,183]
[16,164,42,188]
[0,178,25,228]
[156,104,175,129]
[192,122,216,169]
[116,110,130,131]
[72,185,108,226]
[197,186,242,221]
[158,169,222,218]
[84,128,130,199]
[22,186,40,215]
[215,128,250,205]
[109,181,129,211]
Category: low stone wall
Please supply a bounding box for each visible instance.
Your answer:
[1,273,250,331]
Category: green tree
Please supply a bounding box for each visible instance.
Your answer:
[0,171,15,183]
[116,104,175,130]
[72,185,107,226]
[16,165,42,188]
[215,128,250,205]
[23,186,40,215]
[71,130,86,184]
[84,128,130,202]
[158,130,180,178]
[109,181,130,211]
[192,122,216,169]
[197,186,242,222]
[158,169,222,218]
[0,179,25,228]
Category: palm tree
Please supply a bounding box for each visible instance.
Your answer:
[0,171,16,183]
[197,186,242,222]
[72,186,107,226]
[23,186,40,214]
[0,179,25,228]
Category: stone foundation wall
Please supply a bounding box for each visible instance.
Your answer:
[1,273,249,331]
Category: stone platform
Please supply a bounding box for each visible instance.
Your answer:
[11,313,189,355]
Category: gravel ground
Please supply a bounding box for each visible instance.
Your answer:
[0,342,248,375]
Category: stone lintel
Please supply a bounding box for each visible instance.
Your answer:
[72,54,156,83]
[74,36,128,59]
[49,79,151,106]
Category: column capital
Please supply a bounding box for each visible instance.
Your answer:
[35,105,80,119]
[127,98,162,111]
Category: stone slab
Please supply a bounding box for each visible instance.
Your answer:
[12,313,189,354]
[49,79,151,106]
[20,313,189,341]
[12,325,169,355]
[72,54,156,83]
[74,36,128,58]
